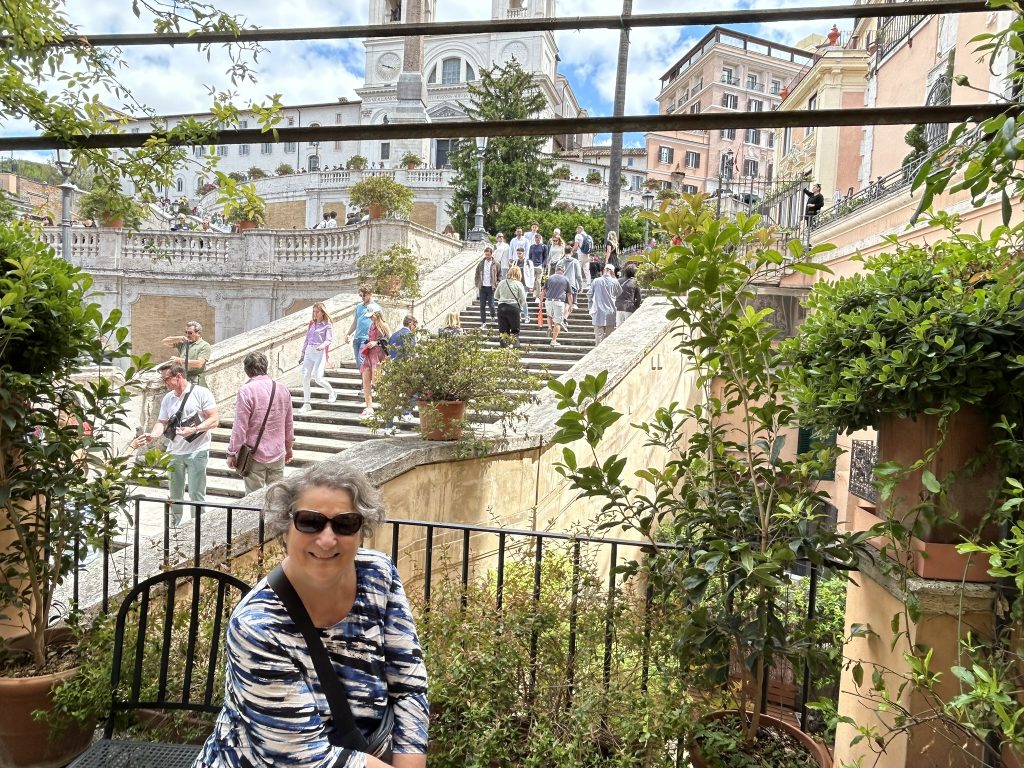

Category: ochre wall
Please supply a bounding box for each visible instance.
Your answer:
[265,200,307,229]
[130,295,216,365]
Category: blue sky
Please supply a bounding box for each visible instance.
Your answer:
[4,0,847,157]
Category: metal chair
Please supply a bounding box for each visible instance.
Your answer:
[67,567,251,767]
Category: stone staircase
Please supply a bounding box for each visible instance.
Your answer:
[189,288,596,500]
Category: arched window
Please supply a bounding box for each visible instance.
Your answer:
[427,65,437,84]
[308,154,320,172]
[466,62,476,81]
[176,178,184,193]
[441,57,461,85]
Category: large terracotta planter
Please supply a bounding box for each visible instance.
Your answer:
[236,220,258,232]
[0,666,94,768]
[98,214,123,228]
[368,204,385,220]
[419,400,466,441]
[876,406,1002,544]
[689,710,832,768]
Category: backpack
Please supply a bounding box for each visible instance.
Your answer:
[580,234,594,255]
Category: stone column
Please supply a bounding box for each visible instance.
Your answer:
[392,0,430,161]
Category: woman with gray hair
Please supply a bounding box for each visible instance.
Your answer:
[196,462,429,768]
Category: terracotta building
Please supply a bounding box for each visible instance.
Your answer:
[647,27,815,195]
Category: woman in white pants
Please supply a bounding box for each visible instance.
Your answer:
[298,302,336,413]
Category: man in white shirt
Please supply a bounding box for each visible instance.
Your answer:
[325,211,338,228]
[139,362,219,526]
[508,227,531,268]
[494,233,512,279]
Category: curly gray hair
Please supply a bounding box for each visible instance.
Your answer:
[264,462,386,541]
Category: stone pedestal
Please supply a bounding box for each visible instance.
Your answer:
[833,555,996,768]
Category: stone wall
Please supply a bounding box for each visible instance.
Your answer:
[45,220,465,372]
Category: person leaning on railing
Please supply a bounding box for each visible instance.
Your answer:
[194,462,429,768]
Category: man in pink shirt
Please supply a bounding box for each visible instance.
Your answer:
[227,352,294,494]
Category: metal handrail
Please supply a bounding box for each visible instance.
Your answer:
[809,153,927,230]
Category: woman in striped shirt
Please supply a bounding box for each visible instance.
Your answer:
[195,463,428,768]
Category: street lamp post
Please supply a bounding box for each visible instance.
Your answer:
[54,152,77,262]
[641,189,655,247]
[716,151,734,219]
[468,136,488,242]
[461,199,471,242]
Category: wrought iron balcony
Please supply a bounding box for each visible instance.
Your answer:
[849,440,879,504]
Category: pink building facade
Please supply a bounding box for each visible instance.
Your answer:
[648,27,814,195]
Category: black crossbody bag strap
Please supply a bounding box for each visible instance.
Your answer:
[267,565,370,753]
[246,382,276,454]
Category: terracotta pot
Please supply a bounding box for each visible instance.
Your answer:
[98,214,123,228]
[368,203,384,220]
[236,220,258,232]
[0,666,94,768]
[418,400,466,441]
[379,275,403,298]
[689,710,832,768]
[876,406,1002,544]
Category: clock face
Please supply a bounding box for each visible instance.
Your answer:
[376,53,401,81]
[504,42,528,64]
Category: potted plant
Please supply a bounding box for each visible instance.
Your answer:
[585,170,602,184]
[77,177,143,229]
[345,154,368,171]
[356,244,423,301]
[349,174,414,220]
[553,165,571,180]
[549,196,870,767]
[369,331,539,442]
[0,224,162,767]
[782,214,1024,547]
[274,163,294,176]
[247,166,269,179]
[214,172,267,231]
[400,151,423,170]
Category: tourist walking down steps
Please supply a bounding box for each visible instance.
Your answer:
[590,264,622,345]
[298,302,336,413]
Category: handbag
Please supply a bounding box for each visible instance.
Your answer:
[162,385,195,441]
[234,382,277,478]
[268,566,395,763]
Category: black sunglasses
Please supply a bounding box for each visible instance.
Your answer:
[292,509,364,536]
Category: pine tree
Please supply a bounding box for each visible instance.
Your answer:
[447,60,556,235]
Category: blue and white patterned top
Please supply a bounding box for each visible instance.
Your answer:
[194,549,429,768]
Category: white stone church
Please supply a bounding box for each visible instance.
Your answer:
[123,0,594,230]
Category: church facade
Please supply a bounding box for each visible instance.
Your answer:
[121,0,589,229]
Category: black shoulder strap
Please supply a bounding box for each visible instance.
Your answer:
[172,384,195,422]
[267,565,369,753]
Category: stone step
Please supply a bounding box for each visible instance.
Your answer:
[156,286,595,501]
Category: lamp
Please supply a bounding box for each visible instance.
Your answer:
[310,140,321,172]
[54,149,78,261]
[462,199,471,241]
[641,189,655,246]
[468,136,489,242]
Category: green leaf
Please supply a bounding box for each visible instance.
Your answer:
[921,470,941,494]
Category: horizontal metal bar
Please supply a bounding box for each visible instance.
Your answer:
[0,103,1012,151]
[26,1,988,47]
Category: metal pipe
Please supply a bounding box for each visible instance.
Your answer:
[0,103,1012,151]
[23,0,986,47]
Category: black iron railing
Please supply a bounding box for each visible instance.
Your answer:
[876,11,927,61]
[62,494,855,734]
[849,440,880,504]
[809,154,928,232]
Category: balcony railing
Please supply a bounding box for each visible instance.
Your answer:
[59,494,852,734]
[849,440,880,504]
[876,11,927,61]
[809,153,928,231]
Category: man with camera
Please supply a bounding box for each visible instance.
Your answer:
[138,361,219,526]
